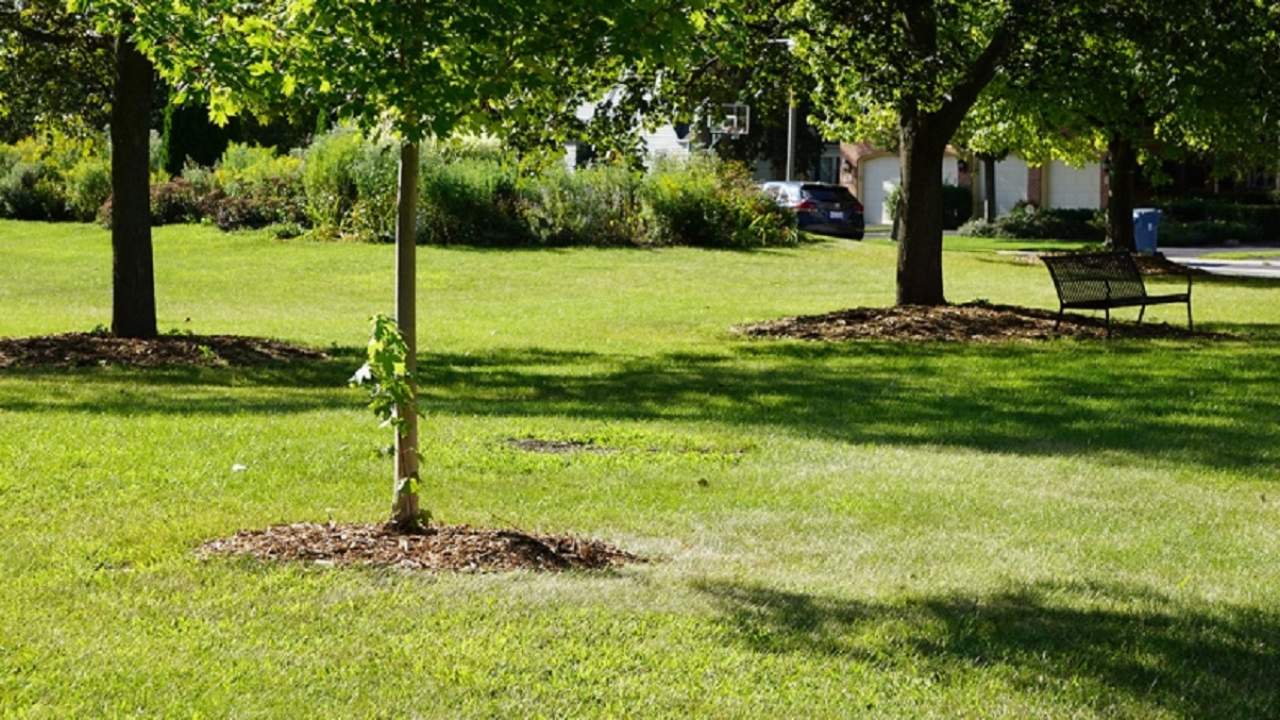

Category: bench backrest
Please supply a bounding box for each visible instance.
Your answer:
[1041,252,1147,304]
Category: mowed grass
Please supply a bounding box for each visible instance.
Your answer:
[2,219,1280,718]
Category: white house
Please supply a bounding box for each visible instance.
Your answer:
[840,144,1105,224]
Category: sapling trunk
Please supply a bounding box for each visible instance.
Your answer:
[392,141,421,530]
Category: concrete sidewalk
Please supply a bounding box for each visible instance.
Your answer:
[1161,246,1280,279]
[1166,256,1280,279]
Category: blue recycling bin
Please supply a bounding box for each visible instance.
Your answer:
[1133,208,1162,254]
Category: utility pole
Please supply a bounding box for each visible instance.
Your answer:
[786,90,796,182]
[769,37,797,182]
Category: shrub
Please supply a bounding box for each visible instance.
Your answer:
[519,164,641,246]
[303,128,369,230]
[417,158,525,245]
[0,161,68,220]
[957,204,1104,241]
[65,157,113,221]
[1155,197,1280,240]
[1159,219,1261,246]
[180,162,218,197]
[642,156,797,248]
[212,178,307,231]
[150,178,205,225]
[0,145,20,179]
[213,142,302,197]
[344,139,398,242]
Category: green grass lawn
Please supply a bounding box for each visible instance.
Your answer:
[3,219,1279,718]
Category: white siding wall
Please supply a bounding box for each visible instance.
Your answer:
[641,126,691,165]
[993,157,1029,215]
[1046,161,1102,209]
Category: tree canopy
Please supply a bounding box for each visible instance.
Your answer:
[962,0,1280,248]
[0,0,113,141]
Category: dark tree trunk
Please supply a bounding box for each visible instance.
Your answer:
[891,2,1018,306]
[982,154,998,222]
[1106,134,1137,252]
[110,35,157,339]
[896,118,948,306]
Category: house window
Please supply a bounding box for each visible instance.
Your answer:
[819,154,841,184]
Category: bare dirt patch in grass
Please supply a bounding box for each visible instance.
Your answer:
[506,437,615,455]
[199,522,641,572]
[736,302,1224,343]
[0,332,326,369]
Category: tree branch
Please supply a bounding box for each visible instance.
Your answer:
[900,0,938,55]
[932,21,1017,135]
[0,9,111,49]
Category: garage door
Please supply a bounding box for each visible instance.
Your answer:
[1046,161,1102,209]
[993,156,1028,216]
[862,156,899,225]
[861,155,961,225]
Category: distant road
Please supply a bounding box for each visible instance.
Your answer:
[1162,246,1280,279]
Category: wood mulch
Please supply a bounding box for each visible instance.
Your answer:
[199,522,641,573]
[0,332,326,369]
[736,301,1224,343]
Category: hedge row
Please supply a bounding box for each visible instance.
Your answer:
[957,204,1106,241]
[955,196,1280,244]
[2,127,798,249]
[297,129,797,248]
[1154,197,1280,245]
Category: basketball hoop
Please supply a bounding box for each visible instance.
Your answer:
[709,103,750,147]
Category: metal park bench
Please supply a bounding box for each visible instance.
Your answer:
[1041,252,1193,337]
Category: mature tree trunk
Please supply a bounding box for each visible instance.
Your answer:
[1106,134,1137,252]
[896,116,948,305]
[392,141,422,531]
[110,35,157,339]
[982,154,998,222]
[892,3,1019,306]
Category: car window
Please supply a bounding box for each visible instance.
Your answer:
[802,185,855,203]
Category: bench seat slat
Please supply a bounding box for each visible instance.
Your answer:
[1063,293,1189,310]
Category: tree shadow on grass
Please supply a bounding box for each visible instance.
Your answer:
[3,339,1280,473]
[417,340,1280,474]
[695,579,1280,718]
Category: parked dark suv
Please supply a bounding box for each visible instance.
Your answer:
[761,181,865,239]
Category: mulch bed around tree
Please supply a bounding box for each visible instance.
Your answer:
[199,522,641,572]
[736,301,1226,343]
[0,332,326,369]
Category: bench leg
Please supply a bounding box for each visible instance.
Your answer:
[1055,306,1064,333]
[1105,306,1112,338]
[1187,301,1193,332]
[1137,305,1145,325]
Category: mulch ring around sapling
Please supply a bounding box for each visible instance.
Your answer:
[0,332,326,369]
[199,522,642,572]
[735,301,1229,343]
